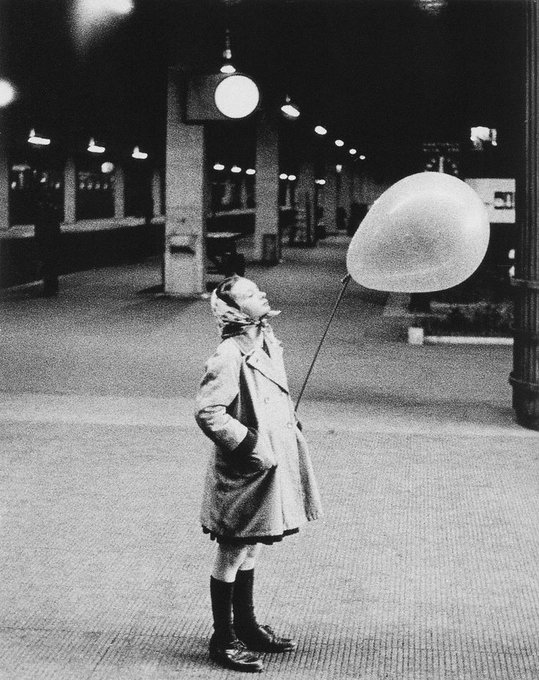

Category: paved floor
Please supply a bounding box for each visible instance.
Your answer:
[1,235,538,679]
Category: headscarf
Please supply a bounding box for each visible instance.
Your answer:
[210,287,280,339]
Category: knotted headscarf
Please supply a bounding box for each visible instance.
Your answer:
[210,287,280,339]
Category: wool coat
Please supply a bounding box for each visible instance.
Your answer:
[195,328,323,540]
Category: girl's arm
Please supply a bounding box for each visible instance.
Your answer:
[195,342,257,455]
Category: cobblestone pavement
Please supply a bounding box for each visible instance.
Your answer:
[1,235,537,679]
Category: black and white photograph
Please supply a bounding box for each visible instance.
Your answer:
[0,0,538,677]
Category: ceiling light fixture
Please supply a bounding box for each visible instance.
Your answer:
[220,28,237,74]
[214,74,260,118]
[314,125,327,136]
[280,95,300,119]
[28,129,51,146]
[132,146,148,159]
[88,137,105,153]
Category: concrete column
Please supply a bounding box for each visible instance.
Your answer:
[63,157,76,224]
[339,164,351,222]
[0,113,9,231]
[164,67,207,297]
[348,163,356,208]
[152,169,163,216]
[325,165,338,234]
[296,158,316,245]
[254,115,280,263]
[511,0,539,430]
[114,166,125,219]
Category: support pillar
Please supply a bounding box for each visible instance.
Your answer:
[164,67,207,297]
[63,157,76,224]
[349,164,356,207]
[114,165,125,220]
[152,169,163,216]
[254,115,280,263]
[0,113,9,232]
[296,158,316,245]
[339,163,351,229]
[325,165,338,234]
[511,0,539,430]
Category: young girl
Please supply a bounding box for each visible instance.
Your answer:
[195,275,323,673]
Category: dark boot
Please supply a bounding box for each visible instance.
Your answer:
[209,576,264,672]
[233,569,297,653]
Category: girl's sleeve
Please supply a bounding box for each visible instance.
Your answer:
[194,342,255,453]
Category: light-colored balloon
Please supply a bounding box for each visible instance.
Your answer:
[346,172,490,292]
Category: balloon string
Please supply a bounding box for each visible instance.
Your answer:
[295,273,352,412]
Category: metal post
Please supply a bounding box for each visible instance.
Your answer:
[510,0,539,430]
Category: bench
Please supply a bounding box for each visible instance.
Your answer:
[206,231,246,277]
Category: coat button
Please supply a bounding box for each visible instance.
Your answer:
[264,397,270,404]
[286,422,293,428]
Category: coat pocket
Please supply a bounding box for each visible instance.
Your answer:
[222,429,276,474]
[244,441,277,472]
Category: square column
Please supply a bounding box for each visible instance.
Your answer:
[325,165,338,234]
[63,157,76,224]
[254,115,280,263]
[164,67,207,297]
[0,113,9,232]
[340,162,352,225]
[152,169,163,216]
[114,166,125,219]
[295,159,316,246]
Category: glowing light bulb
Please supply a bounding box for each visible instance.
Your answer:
[0,79,16,107]
[214,75,259,119]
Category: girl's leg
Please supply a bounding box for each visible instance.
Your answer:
[212,543,250,582]
[233,545,296,653]
[209,543,263,672]
[238,543,261,572]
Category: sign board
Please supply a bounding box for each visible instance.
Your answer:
[184,74,230,122]
[465,178,515,224]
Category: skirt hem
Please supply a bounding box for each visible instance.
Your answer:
[202,525,299,545]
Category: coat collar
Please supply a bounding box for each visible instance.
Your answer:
[230,330,289,393]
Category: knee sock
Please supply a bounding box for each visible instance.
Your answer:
[233,568,258,632]
[210,576,237,644]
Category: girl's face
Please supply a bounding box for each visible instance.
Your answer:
[230,278,271,320]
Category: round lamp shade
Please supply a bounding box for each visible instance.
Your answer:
[346,172,490,293]
[214,75,260,119]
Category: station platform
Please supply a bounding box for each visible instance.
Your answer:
[0,234,538,679]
